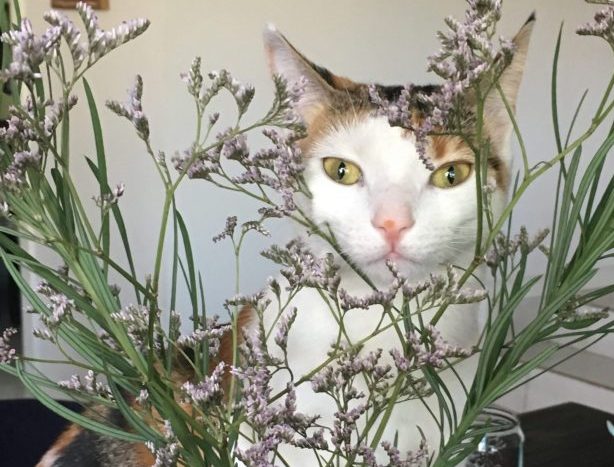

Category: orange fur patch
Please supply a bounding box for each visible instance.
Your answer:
[134,441,156,466]
[36,425,81,467]
[48,424,81,453]
[430,135,472,162]
[299,104,370,156]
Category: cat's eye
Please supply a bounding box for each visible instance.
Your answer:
[322,157,362,185]
[430,162,472,189]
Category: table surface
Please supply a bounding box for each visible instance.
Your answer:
[520,402,614,467]
[1,399,614,466]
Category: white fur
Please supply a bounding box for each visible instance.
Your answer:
[36,448,60,467]
[239,114,507,465]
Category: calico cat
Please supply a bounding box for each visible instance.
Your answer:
[38,17,534,467]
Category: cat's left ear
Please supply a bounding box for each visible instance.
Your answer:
[483,14,535,158]
[263,25,357,126]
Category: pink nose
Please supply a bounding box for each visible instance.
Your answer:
[372,212,414,247]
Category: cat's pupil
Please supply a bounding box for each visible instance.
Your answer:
[337,161,347,180]
[446,166,456,185]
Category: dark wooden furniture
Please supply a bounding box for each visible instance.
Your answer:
[0,400,613,466]
[520,402,614,467]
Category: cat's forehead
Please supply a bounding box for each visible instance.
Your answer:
[313,115,415,162]
[305,111,474,169]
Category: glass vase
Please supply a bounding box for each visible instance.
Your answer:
[465,407,524,467]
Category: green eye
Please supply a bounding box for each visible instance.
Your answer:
[322,157,362,185]
[430,162,472,189]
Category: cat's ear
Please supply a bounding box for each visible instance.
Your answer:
[263,25,354,126]
[483,14,535,156]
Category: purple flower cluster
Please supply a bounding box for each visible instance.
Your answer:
[273,307,297,351]
[338,261,406,311]
[32,282,76,342]
[269,74,308,130]
[338,287,396,312]
[212,216,238,243]
[174,144,220,180]
[577,4,614,48]
[370,0,514,169]
[308,345,433,464]
[181,362,225,408]
[58,370,113,398]
[0,148,41,191]
[111,304,159,350]
[423,0,514,144]
[0,2,148,82]
[181,61,255,118]
[557,301,610,326]
[0,328,17,364]
[176,129,305,220]
[225,290,271,313]
[262,239,340,296]
[233,332,324,466]
[254,128,304,217]
[178,315,229,357]
[146,420,180,467]
[93,182,125,210]
[391,325,470,371]
[311,346,392,397]
[180,57,204,98]
[0,96,79,191]
[350,440,429,467]
[0,19,60,82]
[107,75,150,141]
[43,10,87,69]
[0,96,77,144]
[74,1,149,66]
[0,4,149,199]
[339,260,485,313]
[173,69,306,221]
[380,439,429,467]
[212,216,271,244]
[428,0,510,82]
[417,265,488,307]
[242,220,271,238]
[485,227,550,275]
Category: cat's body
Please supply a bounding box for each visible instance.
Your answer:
[39,18,533,467]
[252,267,481,465]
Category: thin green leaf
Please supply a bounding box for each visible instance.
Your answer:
[564,89,588,149]
[176,211,198,325]
[551,23,564,154]
[16,362,145,443]
[83,79,111,274]
[11,0,21,23]
[86,158,142,305]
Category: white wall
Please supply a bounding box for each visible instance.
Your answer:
[19,1,613,378]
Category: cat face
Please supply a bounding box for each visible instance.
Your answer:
[303,115,488,280]
[264,22,532,281]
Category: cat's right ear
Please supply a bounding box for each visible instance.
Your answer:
[263,25,335,125]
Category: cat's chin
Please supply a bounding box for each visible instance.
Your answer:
[357,254,431,284]
[365,251,417,268]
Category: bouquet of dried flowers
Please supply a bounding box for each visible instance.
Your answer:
[0,1,613,466]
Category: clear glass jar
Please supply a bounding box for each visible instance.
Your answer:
[465,407,525,467]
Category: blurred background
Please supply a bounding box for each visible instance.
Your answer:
[0,0,612,415]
